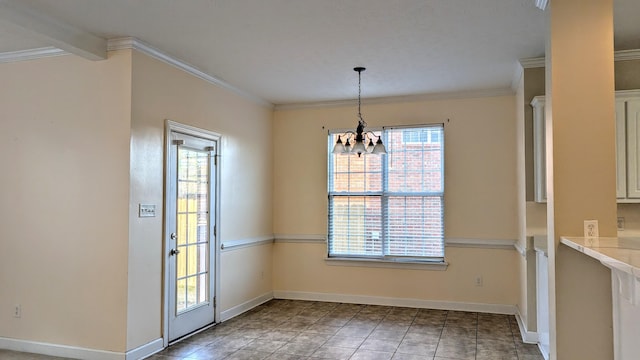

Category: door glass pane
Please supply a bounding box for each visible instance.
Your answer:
[177,247,186,278]
[176,147,210,314]
[187,276,197,308]
[177,279,186,312]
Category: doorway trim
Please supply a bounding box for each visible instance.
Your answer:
[163,120,222,347]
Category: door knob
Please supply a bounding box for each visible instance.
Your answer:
[170,248,180,256]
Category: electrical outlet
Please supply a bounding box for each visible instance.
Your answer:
[617,217,625,231]
[584,220,599,238]
[475,276,483,287]
[13,304,21,318]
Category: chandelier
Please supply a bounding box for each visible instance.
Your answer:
[332,67,387,157]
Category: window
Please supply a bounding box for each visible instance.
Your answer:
[328,125,444,262]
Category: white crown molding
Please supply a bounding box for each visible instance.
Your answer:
[107,37,272,108]
[0,46,68,63]
[0,0,106,60]
[519,57,546,69]
[511,62,524,92]
[274,88,515,111]
[615,89,640,99]
[614,49,640,61]
[273,290,518,315]
[519,49,640,69]
[534,0,549,11]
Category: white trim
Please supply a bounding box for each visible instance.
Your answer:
[511,62,524,92]
[165,120,222,146]
[515,310,540,344]
[273,291,517,315]
[519,49,640,69]
[125,338,163,360]
[163,120,222,347]
[614,49,640,62]
[0,0,106,60]
[274,88,514,110]
[274,234,326,243]
[519,57,546,69]
[274,235,518,250]
[220,292,274,322]
[107,37,271,108]
[534,0,549,11]
[514,242,527,257]
[0,337,124,360]
[325,257,448,270]
[0,46,68,63]
[221,235,274,252]
[615,89,640,100]
[445,238,517,250]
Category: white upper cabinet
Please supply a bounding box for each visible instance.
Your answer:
[531,90,640,203]
[627,97,640,198]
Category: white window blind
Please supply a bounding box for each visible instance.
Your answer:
[328,125,444,261]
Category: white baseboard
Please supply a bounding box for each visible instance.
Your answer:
[0,337,124,360]
[515,311,539,344]
[125,338,163,360]
[220,291,274,322]
[273,290,517,315]
[0,336,163,360]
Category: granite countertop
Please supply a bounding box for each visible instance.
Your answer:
[561,236,640,277]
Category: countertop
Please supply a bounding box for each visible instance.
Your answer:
[560,236,640,277]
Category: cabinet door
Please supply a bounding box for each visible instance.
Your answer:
[616,100,627,199]
[628,99,640,198]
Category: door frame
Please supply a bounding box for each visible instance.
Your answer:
[163,120,222,347]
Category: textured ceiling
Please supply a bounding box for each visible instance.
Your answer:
[0,0,638,105]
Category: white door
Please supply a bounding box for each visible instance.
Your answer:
[167,130,217,341]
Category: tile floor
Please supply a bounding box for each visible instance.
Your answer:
[0,299,545,360]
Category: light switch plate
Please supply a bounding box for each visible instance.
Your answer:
[139,204,156,218]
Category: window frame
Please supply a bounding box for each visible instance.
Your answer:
[327,124,445,263]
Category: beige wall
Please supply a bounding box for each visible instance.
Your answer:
[0,48,274,354]
[273,243,519,305]
[272,95,520,306]
[0,52,132,351]
[274,96,519,239]
[221,244,273,311]
[127,51,274,349]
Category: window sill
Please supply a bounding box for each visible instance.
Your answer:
[325,257,448,270]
